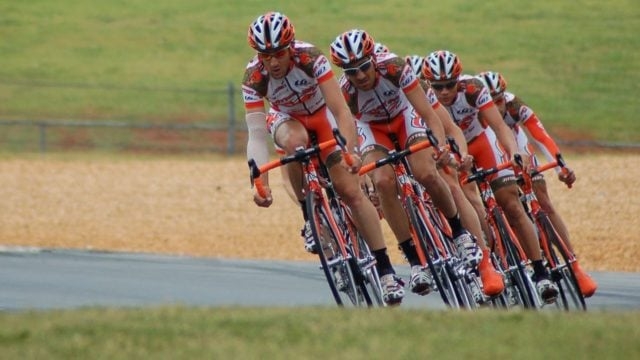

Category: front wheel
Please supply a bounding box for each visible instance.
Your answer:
[306,192,369,307]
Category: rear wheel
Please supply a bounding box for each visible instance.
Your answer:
[538,214,586,311]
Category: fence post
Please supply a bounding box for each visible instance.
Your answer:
[38,122,47,153]
[227,82,236,154]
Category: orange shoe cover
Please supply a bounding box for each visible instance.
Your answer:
[479,249,505,296]
[571,262,598,298]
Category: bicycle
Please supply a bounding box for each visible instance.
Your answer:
[516,154,587,311]
[459,152,539,310]
[359,130,481,309]
[248,129,381,307]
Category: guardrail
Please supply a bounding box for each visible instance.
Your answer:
[0,118,246,154]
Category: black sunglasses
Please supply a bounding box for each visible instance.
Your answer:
[343,58,373,76]
[431,80,458,91]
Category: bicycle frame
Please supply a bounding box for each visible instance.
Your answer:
[461,160,539,309]
[517,154,587,311]
[249,130,376,307]
[359,131,477,309]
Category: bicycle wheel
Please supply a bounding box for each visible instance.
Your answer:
[404,195,470,308]
[333,200,376,307]
[491,207,538,310]
[306,192,368,307]
[346,211,384,306]
[537,213,587,311]
[351,234,382,306]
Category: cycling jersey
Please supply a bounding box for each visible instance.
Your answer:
[339,52,419,123]
[242,40,334,117]
[242,40,340,159]
[440,75,513,181]
[338,52,428,152]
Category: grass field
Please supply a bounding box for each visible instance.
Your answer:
[1,307,639,359]
[1,0,639,141]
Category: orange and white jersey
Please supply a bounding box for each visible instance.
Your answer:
[241,40,334,116]
[339,52,420,123]
[443,75,494,143]
[443,75,513,180]
[502,91,560,163]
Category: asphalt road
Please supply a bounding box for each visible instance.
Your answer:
[1,248,639,311]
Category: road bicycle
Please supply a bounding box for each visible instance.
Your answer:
[516,154,587,311]
[460,153,539,310]
[248,129,381,307]
[359,130,481,309]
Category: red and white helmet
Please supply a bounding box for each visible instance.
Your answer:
[477,71,508,95]
[247,12,295,52]
[374,42,390,54]
[422,50,462,81]
[405,55,424,78]
[329,29,376,65]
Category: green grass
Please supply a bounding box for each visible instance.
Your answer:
[0,0,638,142]
[1,306,639,359]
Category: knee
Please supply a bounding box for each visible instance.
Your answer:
[373,173,397,195]
[415,169,439,188]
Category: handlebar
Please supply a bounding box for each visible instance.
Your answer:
[359,137,434,175]
[530,153,572,189]
[461,152,571,189]
[248,129,353,197]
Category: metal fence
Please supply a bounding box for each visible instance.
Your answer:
[1,81,638,155]
[0,82,247,155]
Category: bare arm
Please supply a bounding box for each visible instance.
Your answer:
[436,105,468,155]
[319,76,358,152]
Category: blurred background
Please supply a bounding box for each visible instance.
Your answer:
[1,0,638,155]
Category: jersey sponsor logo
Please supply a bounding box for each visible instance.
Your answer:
[294,79,309,87]
[410,114,423,129]
[519,106,534,121]
[458,115,475,131]
[455,108,474,116]
[383,89,397,97]
[476,87,492,107]
[314,57,331,78]
[399,67,416,89]
[242,87,262,103]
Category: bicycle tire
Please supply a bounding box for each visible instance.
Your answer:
[306,192,369,307]
[491,207,538,309]
[537,213,587,311]
[343,205,384,306]
[333,200,375,307]
[405,195,471,308]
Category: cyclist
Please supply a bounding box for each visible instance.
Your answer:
[476,70,597,297]
[329,29,485,297]
[242,12,405,305]
[421,49,559,304]
[405,55,504,296]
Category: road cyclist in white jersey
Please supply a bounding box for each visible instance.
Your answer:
[242,12,405,305]
[476,71,597,298]
[328,29,489,298]
[421,50,560,304]
[403,54,505,297]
